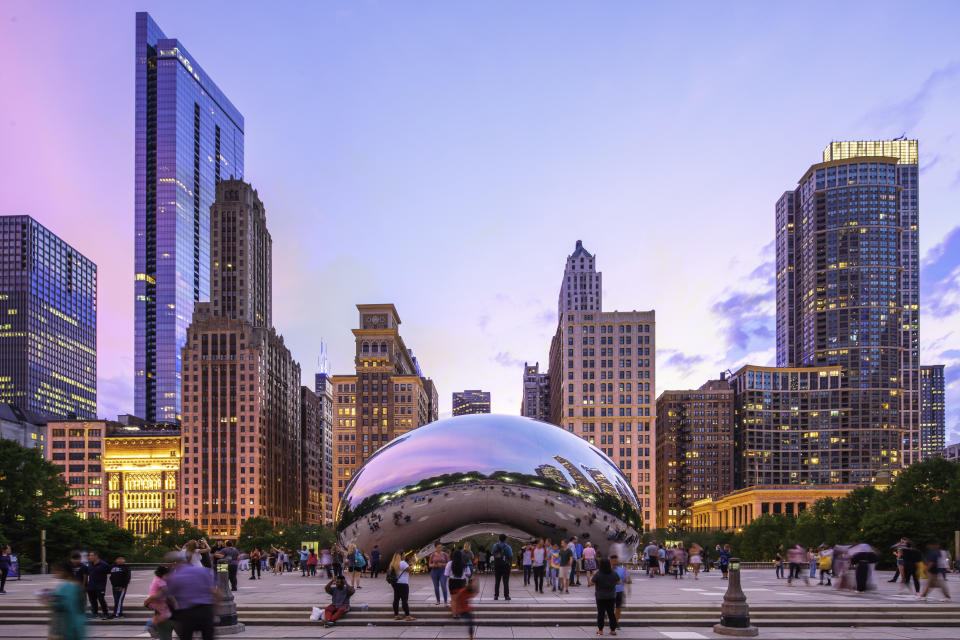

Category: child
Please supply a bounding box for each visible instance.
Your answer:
[109,555,131,618]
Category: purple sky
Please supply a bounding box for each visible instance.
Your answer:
[1,1,959,444]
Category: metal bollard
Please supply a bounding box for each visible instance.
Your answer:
[215,570,246,634]
[713,557,758,637]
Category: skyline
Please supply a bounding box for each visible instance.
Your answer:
[2,2,960,444]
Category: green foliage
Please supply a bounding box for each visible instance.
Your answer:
[238,516,278,551]
[0,440,72,547]
[132,518,208,562]
[234,518,337,552]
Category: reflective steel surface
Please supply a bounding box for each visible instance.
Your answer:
[337,414,641,559]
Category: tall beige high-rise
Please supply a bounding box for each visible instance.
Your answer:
[547,241,656,530]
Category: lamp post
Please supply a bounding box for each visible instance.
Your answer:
[713,557,758,636]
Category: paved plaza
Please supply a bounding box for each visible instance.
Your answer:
[0,568,956,639]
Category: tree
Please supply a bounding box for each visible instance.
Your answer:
[136,518,208,558]
[0,440,72,549]
[736,514,795,560]
[238,516,278,551]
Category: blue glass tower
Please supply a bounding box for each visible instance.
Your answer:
[0,215,96,419]
[134,12,244,423]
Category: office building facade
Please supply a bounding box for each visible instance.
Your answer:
[180,181,302,537]
[547,242,656,529]
[315,372,335,523]
[521,362,550,421]
[655,378,734,530]
[301,386,323,524]
[920,364,945,458]
[331,304,438,515]
[135,12,245,423]
[0,215,96,420]
[46,420,107,519]
[776,140,921,465]
[452,389,491,416]
[0,402,47,451]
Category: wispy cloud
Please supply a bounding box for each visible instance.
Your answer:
[863,61,960,131]
[492,351,526,369]
[921,226,960,318]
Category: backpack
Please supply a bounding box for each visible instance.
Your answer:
[386,564,406,585]
[355,551,367,568]
[492,543,508,567]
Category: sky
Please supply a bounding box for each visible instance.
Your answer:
[1,1,959,445]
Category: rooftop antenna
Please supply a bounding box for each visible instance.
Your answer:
[317,340,330,376]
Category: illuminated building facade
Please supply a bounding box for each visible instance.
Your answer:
[521,362,550,422]
[315,372,335,523]
[452,389,491,416]
[655,378,734,529]
[331,304,438,514]
[46,420,107,519]
[776,140,921,464]
[689,485,859,531]
[547,241,657,529]
[0,215,96,420]
[104,428,181,535]
[180,180,302,537]
[135,12,245,424]
[920,364,945,458]
[730,365,901,486]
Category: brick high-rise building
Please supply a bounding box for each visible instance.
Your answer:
[920,364,945,459]
[655,377,734,529]
[521,362,550,421]
[776,140,920,465]
[301,386,323,524]
[452,390,491,416]
[331,304,438,515]
[547,242,656,529]
[0,215,96,420]
[180,180,302,537]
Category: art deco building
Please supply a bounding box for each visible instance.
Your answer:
[180,181,302,537]
[315,372,335,523]
[920,364,945,459]
[331,304,438,514]
[521,362,550,422]
[452,390,491,416]
[776,140,921,465]
[547,242,656,529]
[135,12,245,423]
[0,215,96,420]
[300,386,324,524]
[655,377,734,529]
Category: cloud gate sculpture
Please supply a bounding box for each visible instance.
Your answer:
[336,414,642,560]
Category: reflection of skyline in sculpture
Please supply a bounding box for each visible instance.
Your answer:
[336,414,641,560]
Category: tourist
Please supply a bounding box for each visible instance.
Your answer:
[583,541,598,583]
[307,549,318,576]
[919,542,951,602]
[446,550,472,618]
[249,547,262,580]
[461,542,475,576]
[81,550,110,619]
[889,538,908,583]
[320,547,332,578]
[491,533,513,601]
[270,546,284,575]
[817,545,833,586]
[429,543,450,606]
[457,576,478,640]
[217,541,240,591]
[370,544,381,579]
[144,565,175,640]
[346,544,366,589]
[774,544,784,579]
[689,543,703,580]
[673,543,687,579]
[574,536,585,585]
[808,546,818,582]
[610,554,630,621]
[566,538,578,587]
[849,544,878,593]
[532,539,546,593]
[108,555,130,618]
[477,548,487,573]
[786,544,808,586]
[166,556,218,640]
[299,546,310,576]
[718,544,731,580]
[900,541,922,596]
[643,540,659,578]
[196,539,213,569]
[548,541,561,591]
[521,544,533,585]
[321,575,355,627]
[560,539,574,593]
[0,545,11,594]
[285,547,294,573]
[658,544,667,576]
[387,552,415,622]
[589,558,620,636]
[702,546,711,572]
[331,545,343,578]
[46,561,86,640]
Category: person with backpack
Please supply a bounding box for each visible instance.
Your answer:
[346,544,366,590]
[718,544,731,580]
[386,552,416,621]
[446,550,472,619]
[491,534,513,601]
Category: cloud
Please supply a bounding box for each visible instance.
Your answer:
[492,351,526,369]
[534,308,556,327]
[660,351,707,381]
[921,226,960,318]
[863,61,960,131]
[710,289,776,359]
[97,373,133,421]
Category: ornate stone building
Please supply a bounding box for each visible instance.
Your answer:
[104,428,181,535]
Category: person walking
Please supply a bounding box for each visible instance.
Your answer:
[217,541,240,591]
[108,555,130,618]
[818,545,833,586]
[786,544,808,586]
[673,543,687,579]
[532,539,546,593]
[889,538,908,583]
[849,544,878,593]
[689,543,703,580]
[702,546,711,573]
[144,565,175,640]
[718,544,731,580]
[521,544,533,586]
[0,545,11,594]
[901,541,922,597]
[347,544,366,590]
[166,557,218,640]
[919,542,951,602]
[428,543,450,606]
[583,541,598,584]
[331,545,344,578]
[457,576,478,640]
[548,541,561,592]
[320,547,332,578]
[565,539,577,588]
[611,554,631,621]
[249,547,262,580]
[808,547,818,582]
[590,558,620,636]
[574,537,585,585]
[46,561,87,640]
[491,533,513,601]
[643,540,659,578]
[81,551,111,619]
[446,550,472,619]
[370,545,381,579]
[461,543,475,577]
[387,552,415,622]
[560,539,574,593]
[774,544,785,579]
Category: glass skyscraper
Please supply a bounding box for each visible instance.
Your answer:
[0,215,96,419]
[919,364,945,458]
[134,12,244,423]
